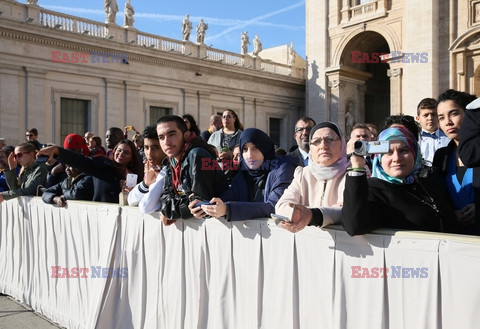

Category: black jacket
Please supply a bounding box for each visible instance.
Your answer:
[289,148,306,167]
[433,140,480,235]
[459,108,480,167]
[57,148,124,203]
[161,137,228,219]
[42,173,94,204]
[342,174,457,236]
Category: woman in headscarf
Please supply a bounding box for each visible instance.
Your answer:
[190,128,296,221]
[342,126,457,236]
[275,121,350,233]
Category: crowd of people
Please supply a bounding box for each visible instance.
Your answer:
[0,89,479,236]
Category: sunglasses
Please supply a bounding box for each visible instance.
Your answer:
[26,134,33,137]
[14,151,32,159]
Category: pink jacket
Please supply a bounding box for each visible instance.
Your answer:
[275,166,346,227]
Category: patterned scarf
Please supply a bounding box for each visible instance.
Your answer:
[372,127,423,185]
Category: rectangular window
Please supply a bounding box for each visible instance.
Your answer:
[60,98,89,142]
[269,117,282,147]
[150,106,172,124]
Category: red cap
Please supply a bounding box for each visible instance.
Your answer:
[63,133,89,156]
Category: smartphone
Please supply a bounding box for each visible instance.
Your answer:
[125,173,138,188]
[271,213,292,222]
[194,201,211,208]
[35,155,49,163]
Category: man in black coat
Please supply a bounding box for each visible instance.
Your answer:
[157,115,228,225]
[289,117,316,167]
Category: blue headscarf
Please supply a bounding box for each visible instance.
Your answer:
[239,128,276,184]
[372,126,423,185]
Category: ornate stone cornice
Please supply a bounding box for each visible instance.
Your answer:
[0,26,305,89]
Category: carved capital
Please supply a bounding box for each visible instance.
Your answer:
[328,79,345,89]
[387,68,402,78]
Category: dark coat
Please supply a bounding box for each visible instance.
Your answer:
[221,156,297,221]
[459,108,480,167]
[57,148,124,203]
[42,173,94,204]
[161,137,229,219]
[433,140,480,235]
[289,148,306,167]
[341,174,458,236]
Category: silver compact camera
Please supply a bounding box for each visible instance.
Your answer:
[353,140,390,156]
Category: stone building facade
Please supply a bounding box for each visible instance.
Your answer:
[306,0,480,133]
[0,0,305,149]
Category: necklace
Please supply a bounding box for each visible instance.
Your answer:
[406,181,444,231]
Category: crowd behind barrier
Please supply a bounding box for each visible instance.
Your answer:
[1,197,480,329]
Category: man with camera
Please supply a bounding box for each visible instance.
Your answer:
[156,115,228,226]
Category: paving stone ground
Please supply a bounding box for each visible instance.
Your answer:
[0,295,64,329]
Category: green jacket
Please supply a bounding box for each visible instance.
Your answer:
[2,163,48,200]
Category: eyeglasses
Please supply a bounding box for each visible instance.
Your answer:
[25,134,33,137]
[222,115,233,119]
[14,151,31,159]
[295,126,312,134]
[310,137,340,146]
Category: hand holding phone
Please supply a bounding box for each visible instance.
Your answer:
[271,213,292,222]
[194,201,211,208]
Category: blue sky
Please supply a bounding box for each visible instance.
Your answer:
[34,0,306,59]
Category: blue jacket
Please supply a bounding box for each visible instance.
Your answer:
[0,171,8,192]
[221,155,297,221]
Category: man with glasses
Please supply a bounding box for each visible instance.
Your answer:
[289,117,316,167]
[0,142,47,203]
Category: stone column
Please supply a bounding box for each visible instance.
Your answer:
[182,89,197,116]
[340,0,350,24]
[24,67,46,141]
[242,97,256,128]
[104,79,124,130]
[197,91,212,129]
[387,67,403,115]
[327,74,345,124]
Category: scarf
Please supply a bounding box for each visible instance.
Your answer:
[307,121,350,181]
[170,132,196,192]
[372,126,423,185]
[239,128,276,200]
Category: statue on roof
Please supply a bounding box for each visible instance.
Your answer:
[182,14,193,41]
[124,0,135,27]
[196,19,208,44]
[26,0,38,5]
[241,31,250,55]
[288,41,296,66]
[253,35,262,57]
[105,0,118,24]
